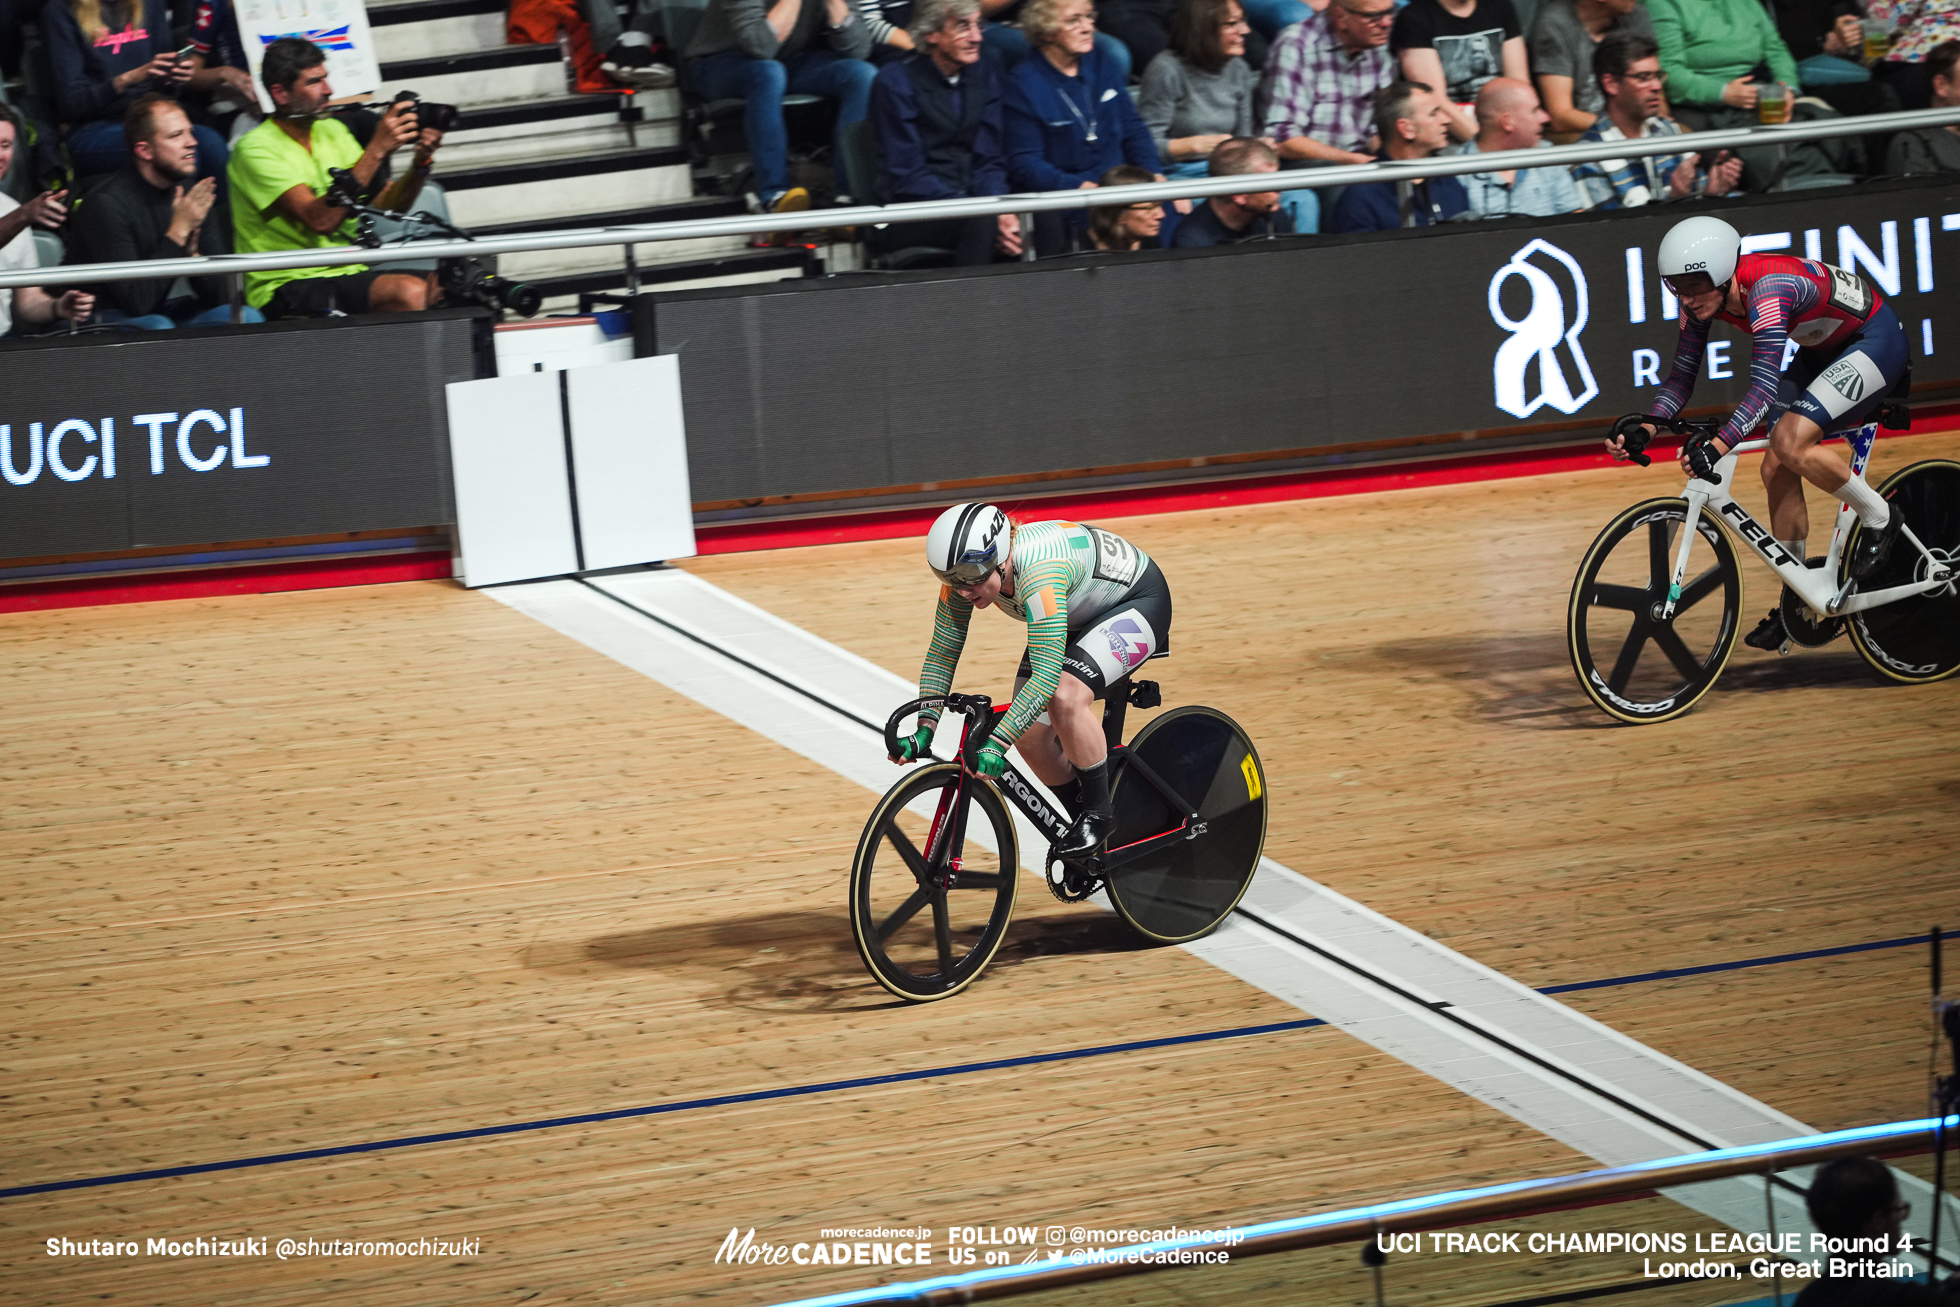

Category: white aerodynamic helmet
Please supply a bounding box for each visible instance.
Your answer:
[925,503,1010,586]
[1658,215,1742,290]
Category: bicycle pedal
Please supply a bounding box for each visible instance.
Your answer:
[1777,640,1793,657]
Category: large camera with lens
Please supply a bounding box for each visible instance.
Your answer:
[439,256,542,318]
[390,88,460,135]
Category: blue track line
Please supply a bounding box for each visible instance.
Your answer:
[1,933,1925,1202]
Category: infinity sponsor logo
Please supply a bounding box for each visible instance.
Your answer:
[1,407,267,486]
[1490,238,1598,419]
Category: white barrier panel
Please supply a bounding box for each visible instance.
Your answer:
[445,371,579,587]
[566,355,697,569]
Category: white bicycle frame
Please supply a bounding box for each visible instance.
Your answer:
[1661,422,1957,625]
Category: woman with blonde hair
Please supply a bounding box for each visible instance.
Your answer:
[1005,0,1162,251]
[42,0,229,180]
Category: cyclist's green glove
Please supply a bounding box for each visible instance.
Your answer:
[973,744,1008,777]
[892,726,934,762]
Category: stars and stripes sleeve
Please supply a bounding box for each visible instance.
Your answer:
[1651,310,1709,421]
[1722,282,1797,448]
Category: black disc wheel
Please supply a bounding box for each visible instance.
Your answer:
[1569,497,1742,724]
[1844,459,1960,684]
[1103,707,1265,944]
[848,764,1019,1002]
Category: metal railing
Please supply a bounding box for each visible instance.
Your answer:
[1,104,1957,292]
[756,1115,1960,1307]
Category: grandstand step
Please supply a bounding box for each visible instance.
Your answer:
[438,147,691,226]
[376,46,569,109]
[368,3,507,63]
[439,116,678,169]
[524,248,819,313]
[499,234,755,282]
[473,195,745,238]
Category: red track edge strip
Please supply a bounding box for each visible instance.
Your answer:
[0,551,455,615]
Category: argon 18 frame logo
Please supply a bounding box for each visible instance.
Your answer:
[1490,239,1599,420]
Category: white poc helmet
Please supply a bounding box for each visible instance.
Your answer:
[925,503,1010,586]
[1658,215,1741,289]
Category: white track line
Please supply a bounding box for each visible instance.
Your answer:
[490,568,1945,1254]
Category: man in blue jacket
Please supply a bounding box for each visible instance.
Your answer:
[868,0,1023,263]
[1329,77,1469,232]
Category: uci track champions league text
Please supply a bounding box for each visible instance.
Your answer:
[1,408,269,486]
[1486,210,1960,424]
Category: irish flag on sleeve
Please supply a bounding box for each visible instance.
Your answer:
[1026,586,1061,623]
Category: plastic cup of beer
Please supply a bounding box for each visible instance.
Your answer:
[1757,82,1790,124]
[1864,18,1893,62]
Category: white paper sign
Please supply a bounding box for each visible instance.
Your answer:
[236,0,384,113]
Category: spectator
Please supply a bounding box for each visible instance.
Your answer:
[1005,0,1160,252]
[686,0,878,210]
[588,0,678,87]
[1171,133,1295,243]
[1889,38,1960,171]
[1771,1,1904,125]
[1647,0,1850,188]
[979,1,1130,82]
[1142,0,1314,226]
[1570,31,1742,206]
[1239,0,1315,44]
[0,101,69,249]
[1796,1156,1954,1306]
[867,0,1022,262]
[41,0,226,182]
[1445,75,1582,215]
[181,0,260,134]
[858,0,919,61]
[228,38,445,318]
[1100,0,1267,79]
[1868,0,1960,110]
[1527,0,1655,135]
[1260,0,1397,164]
[1086,161,1164,246]
[0,105,93,334]
[1327,77,1468,229]
[67,95,262,329]
[1390,0,1529,139]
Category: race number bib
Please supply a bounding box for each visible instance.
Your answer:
[1087,527,1142,586]
[1825,266,1873,318]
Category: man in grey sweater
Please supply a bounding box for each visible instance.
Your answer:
[1888,40,1960,176]
[688,0,877,209]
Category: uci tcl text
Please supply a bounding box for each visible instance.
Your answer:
[1,408,268,487]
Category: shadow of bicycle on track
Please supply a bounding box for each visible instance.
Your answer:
[1345,633,1892,729]
[522,900,1150,1013]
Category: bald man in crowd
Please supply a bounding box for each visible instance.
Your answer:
[1445,75,1585,218]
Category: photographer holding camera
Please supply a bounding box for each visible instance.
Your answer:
[227,37,447,318]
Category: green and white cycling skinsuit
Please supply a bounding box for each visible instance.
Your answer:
[916,519,1173,751]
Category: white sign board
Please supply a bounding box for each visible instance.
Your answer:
[236,0,384,114]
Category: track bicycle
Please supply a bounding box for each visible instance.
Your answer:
[846,679,1267,1001]
[1568,406,1960,724]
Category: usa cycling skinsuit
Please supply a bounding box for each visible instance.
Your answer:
[1651,252,1909,446]
[916,521,1173,751]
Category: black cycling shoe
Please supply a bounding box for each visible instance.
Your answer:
[1052,809,1115,859]
[1849,516,1901,581]
[1743,608,1787,651]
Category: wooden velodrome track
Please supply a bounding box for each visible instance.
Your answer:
[5,431,1958,1307]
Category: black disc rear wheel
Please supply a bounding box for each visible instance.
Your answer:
[1568,497,1742,723]
[1103,707,1265,944]
[848,764,1019,1002]
[1845,459,1960,684]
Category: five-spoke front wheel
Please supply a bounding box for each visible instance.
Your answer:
[1569,497,1742,724]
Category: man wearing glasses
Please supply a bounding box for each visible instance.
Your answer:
[1570,31,1740,208]
[1259,0,1398,165]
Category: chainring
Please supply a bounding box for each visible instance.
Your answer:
[1778,556,1844,648]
